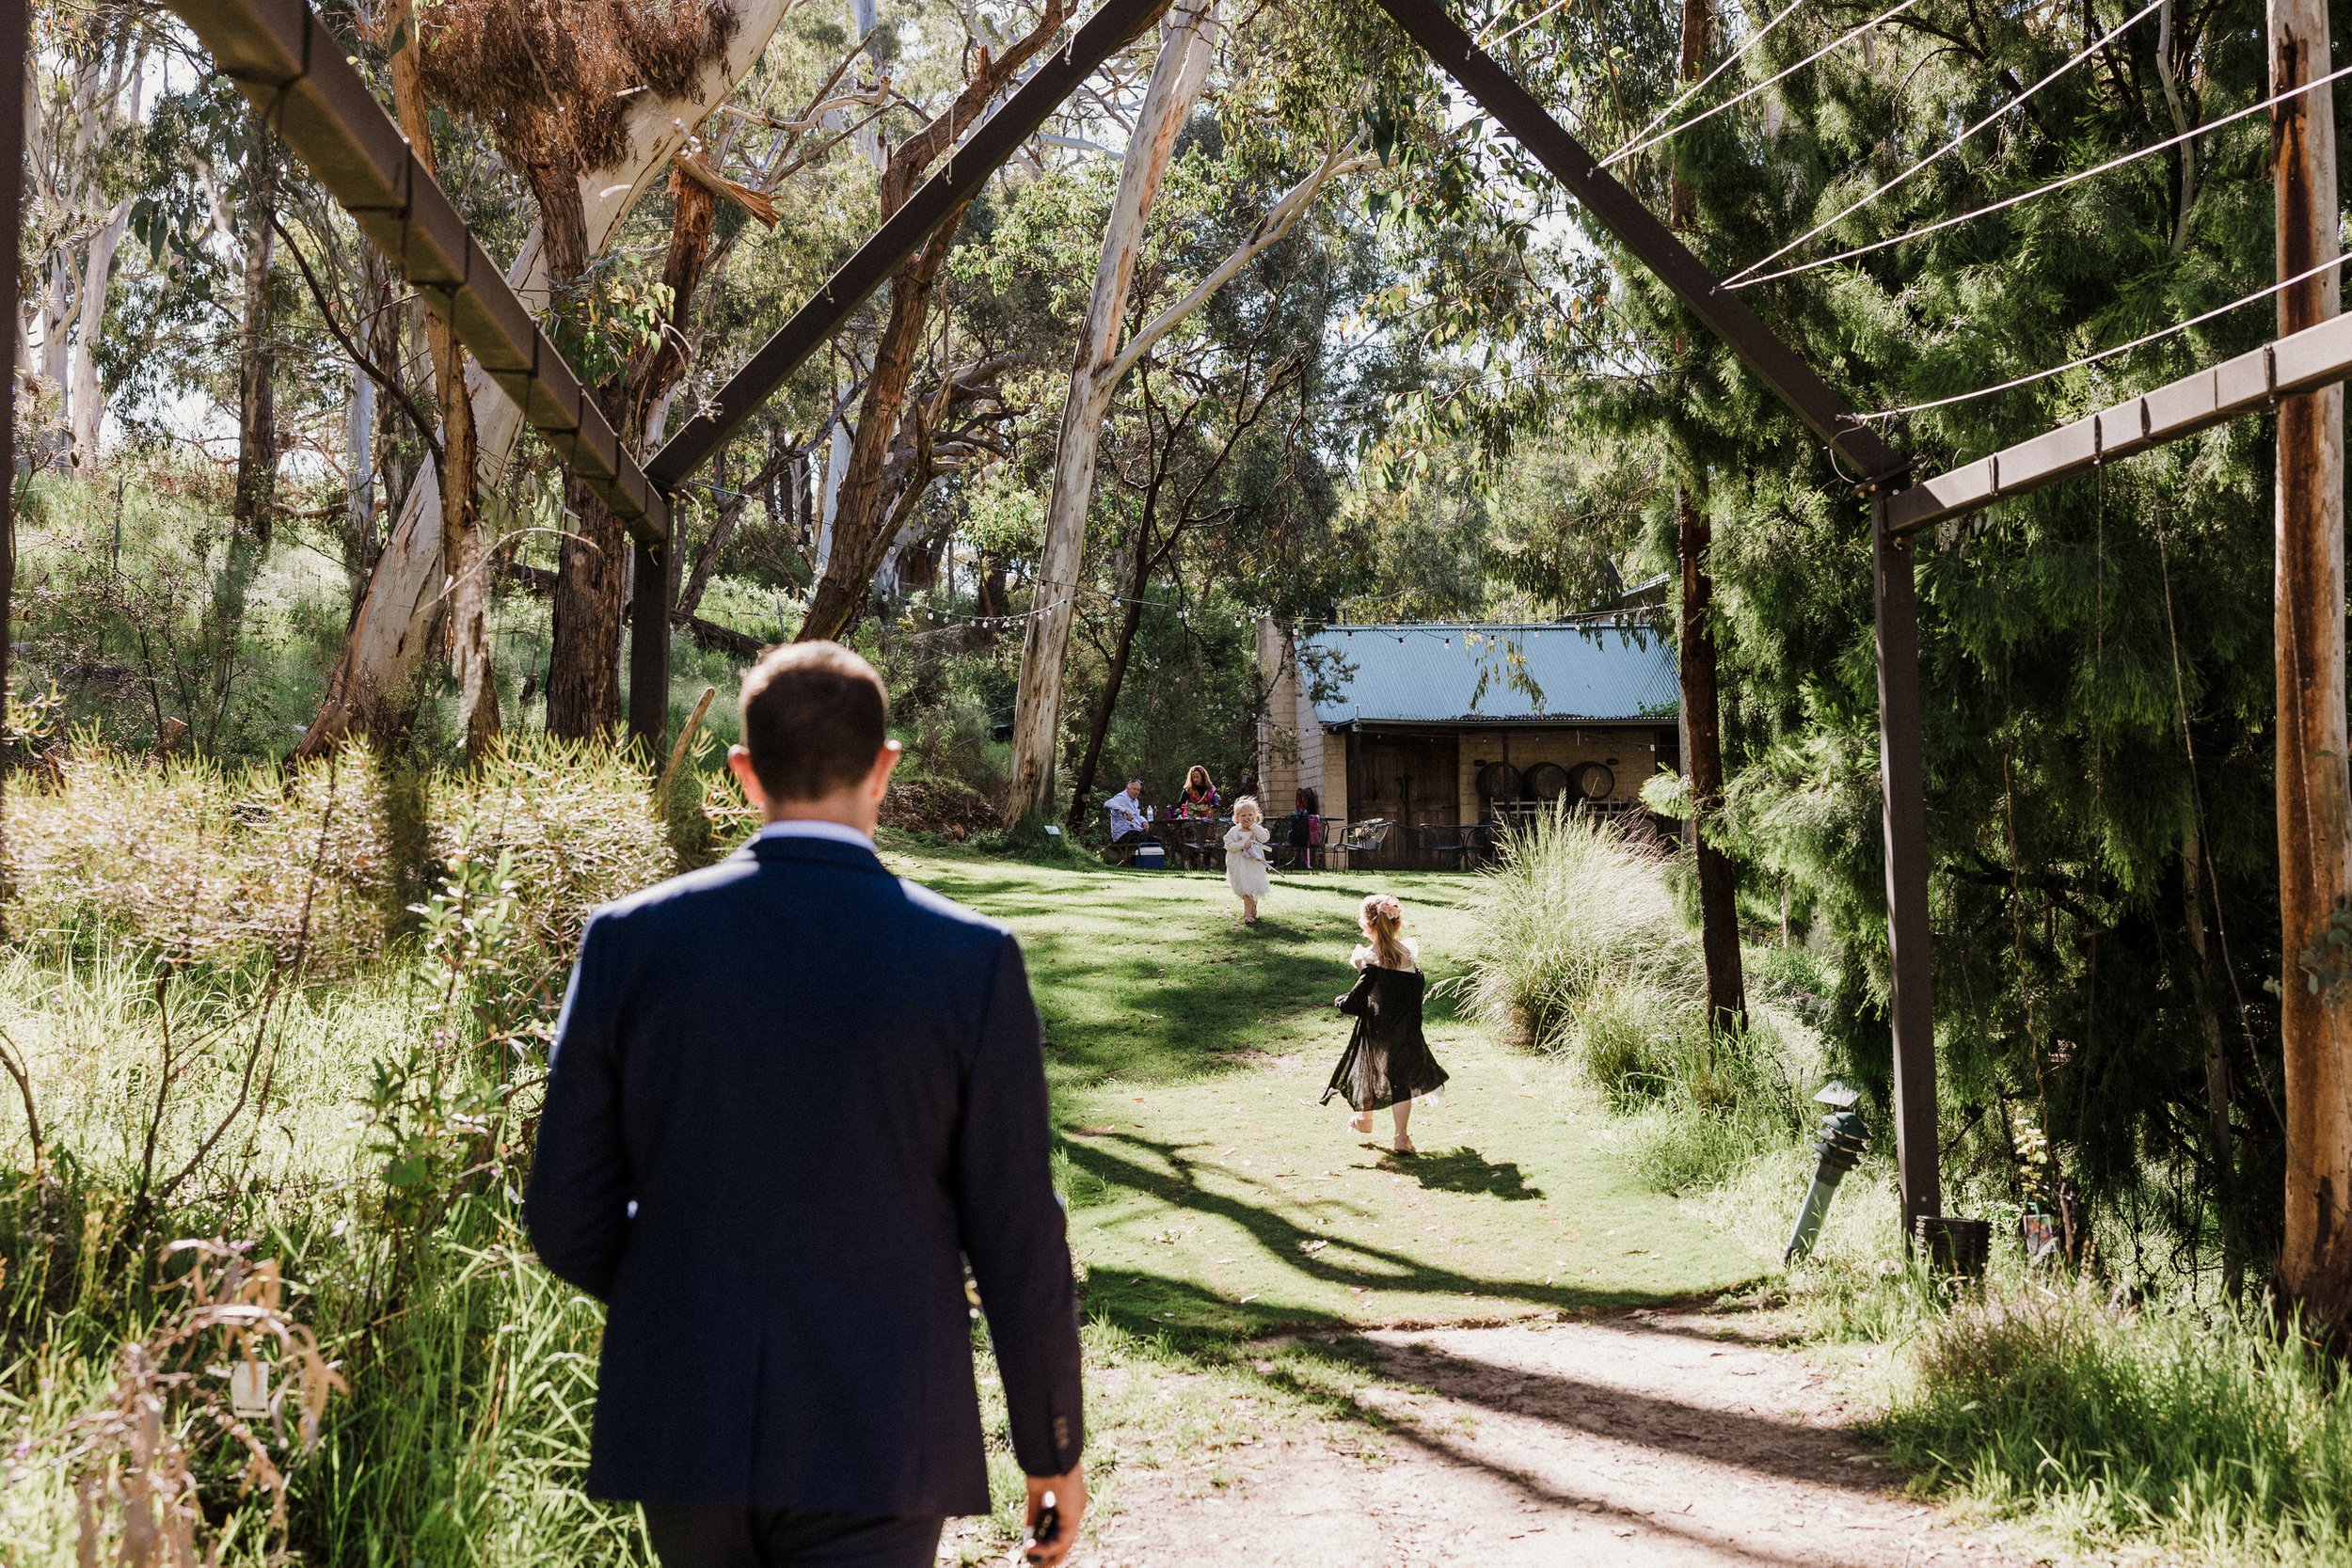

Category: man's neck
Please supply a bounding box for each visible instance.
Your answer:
[762,800,878,839]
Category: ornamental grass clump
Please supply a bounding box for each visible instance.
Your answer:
[1886,1283,2352,1561]
[438,732,682,956]
[1454,805,1703,1088]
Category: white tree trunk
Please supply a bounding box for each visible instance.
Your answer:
[63,50,142,472]
[299,0,798,752]
[817,415,852,578]
[344,361,376,545]
[1002,1,1216,825]
[38,256,69,407]
[67,200,127,468]
[1003,96,1379,824]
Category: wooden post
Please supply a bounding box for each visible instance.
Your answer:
[0,0,24,934]
[1873,496,1941,1233]
[628,539,673,758]
[2270,0,2352,1331]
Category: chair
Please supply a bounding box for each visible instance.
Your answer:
[1418,822,1470,870]
[1168,817,1222,870]
[1333,817,1391,870]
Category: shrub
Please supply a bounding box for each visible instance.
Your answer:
[1456,805,1814,1194]
[441,733,680,957]
[10,743,394,973]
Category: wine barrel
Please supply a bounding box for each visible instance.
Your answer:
[1476,760,1523,803]
[1522,762,1571,802]
[1567,761,1616,800]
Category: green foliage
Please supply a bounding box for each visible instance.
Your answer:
[1886,1287,2352,1563]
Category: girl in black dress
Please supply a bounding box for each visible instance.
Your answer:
[1321,893,1449,1154]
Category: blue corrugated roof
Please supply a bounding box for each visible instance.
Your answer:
[1301,622,1677,725]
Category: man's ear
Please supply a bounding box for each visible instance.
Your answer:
[727,744,769,812]
[868,739,904,799]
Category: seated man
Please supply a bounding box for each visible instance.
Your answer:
[1104,777,1151,847]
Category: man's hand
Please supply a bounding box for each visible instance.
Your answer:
[1023,1465,1087,1567]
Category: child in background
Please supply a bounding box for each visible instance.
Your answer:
[1223,797,1271,924]
[1322,893,1448,1154]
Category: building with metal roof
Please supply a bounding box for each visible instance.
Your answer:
[1255,619,1679,861]
[1298,622,1677,726]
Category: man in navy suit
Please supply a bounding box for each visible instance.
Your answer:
[527,641,1086,1568]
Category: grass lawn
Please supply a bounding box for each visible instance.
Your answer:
[889,843,1758,1337]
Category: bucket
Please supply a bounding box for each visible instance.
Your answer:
[1134,843,1166,870]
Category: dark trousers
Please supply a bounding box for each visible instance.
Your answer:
[642,1506,945,1568]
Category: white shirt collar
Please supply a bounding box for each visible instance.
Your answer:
[756,818,876,850]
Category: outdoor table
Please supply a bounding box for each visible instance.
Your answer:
[1154,815,1227,870]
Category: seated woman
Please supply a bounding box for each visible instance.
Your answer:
[1176,765,1221,820]
[1288,786,1321,869]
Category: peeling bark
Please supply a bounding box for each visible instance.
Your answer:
[2269,0,2352,1334]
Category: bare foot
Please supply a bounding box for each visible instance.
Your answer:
[1349,1113,1374,1135]
[1393,1133,1417,1155]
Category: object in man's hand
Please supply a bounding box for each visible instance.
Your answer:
[1022,1490,1061,1562]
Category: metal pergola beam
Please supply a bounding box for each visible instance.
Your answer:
[1888,309,2352,535]
[1368,0,1910,484]
[167,0,670,548]
[644,0,1174,490]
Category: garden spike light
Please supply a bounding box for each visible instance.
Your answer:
[1784,1082,1869,1264]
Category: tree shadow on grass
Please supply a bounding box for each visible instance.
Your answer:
[1378,1146,1544,1200]
[1068,1132,1736,1334]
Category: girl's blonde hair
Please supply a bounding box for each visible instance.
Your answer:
[1232,796,1263,825]
[1359,892,1412,969]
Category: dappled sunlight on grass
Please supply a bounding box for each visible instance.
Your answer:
[892,846,1486,1090]
[881,844,1760,1337]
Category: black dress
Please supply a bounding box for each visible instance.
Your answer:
[1321,964,1450,1113]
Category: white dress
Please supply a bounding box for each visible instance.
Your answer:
[1224,822,1271,899]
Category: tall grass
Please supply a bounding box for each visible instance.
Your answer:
[0,741,720,1563]
[1454,807,1806,1191]
[8,734,684,974]
[1884,1285,2352,1564]
[1454,806,1700,1061]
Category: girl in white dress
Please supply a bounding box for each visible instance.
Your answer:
[1223,797,1272,924]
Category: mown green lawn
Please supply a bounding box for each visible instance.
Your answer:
[888,843,1758,1338]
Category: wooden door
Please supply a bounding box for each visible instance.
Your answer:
[1357,734,1460,828]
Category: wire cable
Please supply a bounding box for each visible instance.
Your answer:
[1725,0,2168,286]
[1481,0,1577,47]
[1603,0,1899,170]
[1857,247,2352,421]
[1598,0,1813,163]
[1732,62,2352,289]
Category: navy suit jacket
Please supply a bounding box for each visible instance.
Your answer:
[525,833,1084,1514]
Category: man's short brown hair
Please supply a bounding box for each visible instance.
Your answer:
[739,641,890,802]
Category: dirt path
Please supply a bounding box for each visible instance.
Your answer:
[1079,1310,2038,1568]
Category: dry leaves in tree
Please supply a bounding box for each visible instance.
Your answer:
[41,1239,344,1568]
